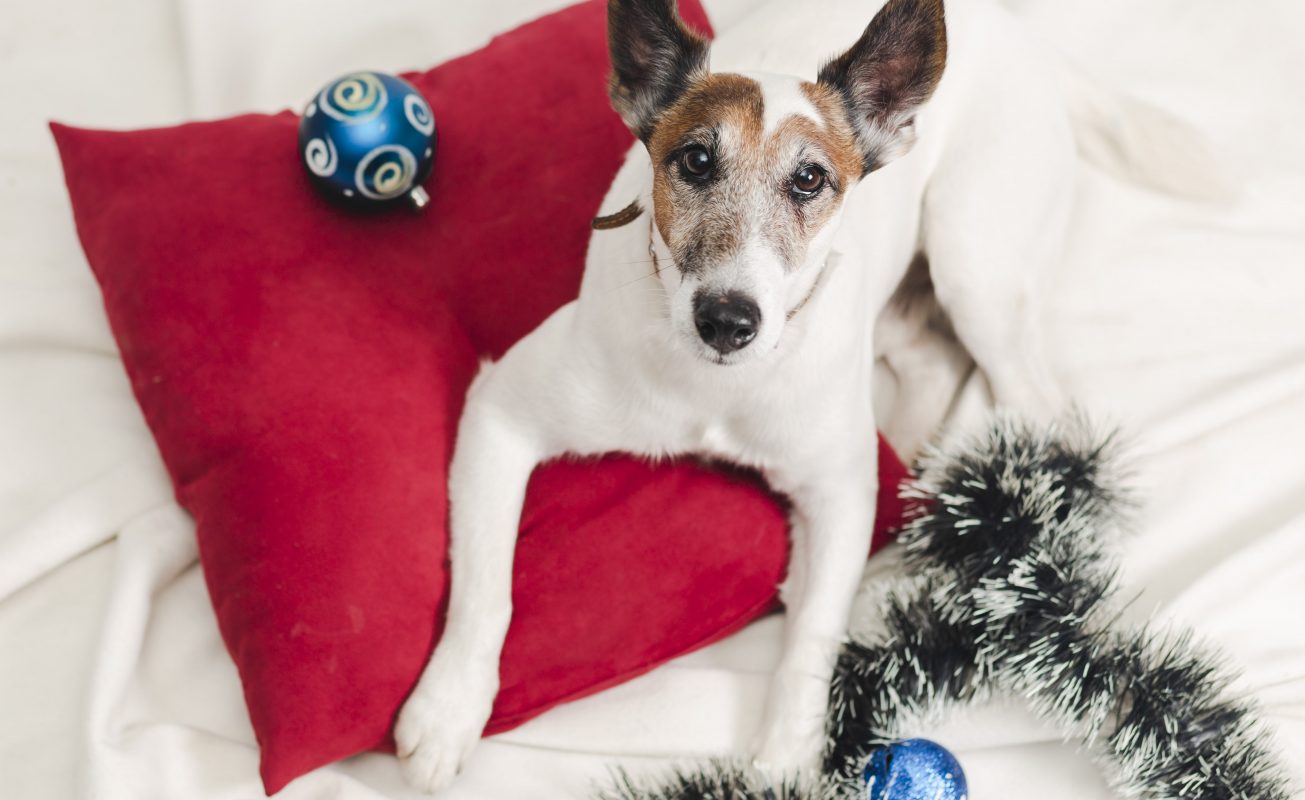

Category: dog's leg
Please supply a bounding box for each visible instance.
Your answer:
[875,257,974,462]
[921,86,1075,417]
[752,460,878,774]
[923,181,1070,417]
[880,329,972,463]
[395,371,544,793]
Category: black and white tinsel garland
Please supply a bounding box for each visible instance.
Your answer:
[599,416,1293,800]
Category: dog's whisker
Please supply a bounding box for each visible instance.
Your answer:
[603,271,663,295]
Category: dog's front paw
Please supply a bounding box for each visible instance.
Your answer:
[750,721,826,779]
[749,669,828,778]
[395,653,498,793]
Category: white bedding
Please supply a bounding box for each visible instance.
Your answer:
[2,1,1303,798]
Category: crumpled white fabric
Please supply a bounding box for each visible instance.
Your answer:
[2,0,1303,798]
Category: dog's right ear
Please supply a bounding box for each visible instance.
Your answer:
[818,0,947,173]
[607,0,709,142]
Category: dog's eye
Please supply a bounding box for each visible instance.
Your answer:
[680,146,713,179]
[791,165,826,196]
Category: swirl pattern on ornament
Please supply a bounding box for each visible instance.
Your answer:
[355,144,417,200]
[303,136,338,177]
[320,73,388,123]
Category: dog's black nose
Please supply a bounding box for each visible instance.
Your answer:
[693,291,760,355]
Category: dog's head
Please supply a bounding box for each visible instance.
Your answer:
[607,0,946,365]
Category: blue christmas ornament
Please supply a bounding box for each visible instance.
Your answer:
[863,739,967,800]
[298,70,437,210]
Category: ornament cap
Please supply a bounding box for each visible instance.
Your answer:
[408,185,431,211]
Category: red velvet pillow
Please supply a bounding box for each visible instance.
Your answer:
[52,0,910,794]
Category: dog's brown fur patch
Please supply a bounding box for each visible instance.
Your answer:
[799,82,868,182]
[647,73,764,264]
[644,73,866,277]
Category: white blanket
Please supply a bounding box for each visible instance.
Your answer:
[2,0,1303,798]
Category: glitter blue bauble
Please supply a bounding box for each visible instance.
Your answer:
[863,739,968,800]
[298,70,437,210]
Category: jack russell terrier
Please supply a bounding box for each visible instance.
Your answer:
[395,0,1216,790]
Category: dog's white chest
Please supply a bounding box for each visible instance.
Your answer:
[696,420,745,458]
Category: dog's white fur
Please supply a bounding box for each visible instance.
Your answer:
[394,0,1207,790]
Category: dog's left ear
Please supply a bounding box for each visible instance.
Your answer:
[607,0,709,143]
[818,0,947,173]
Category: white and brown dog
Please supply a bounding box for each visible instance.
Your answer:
[395,0,1214,790]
